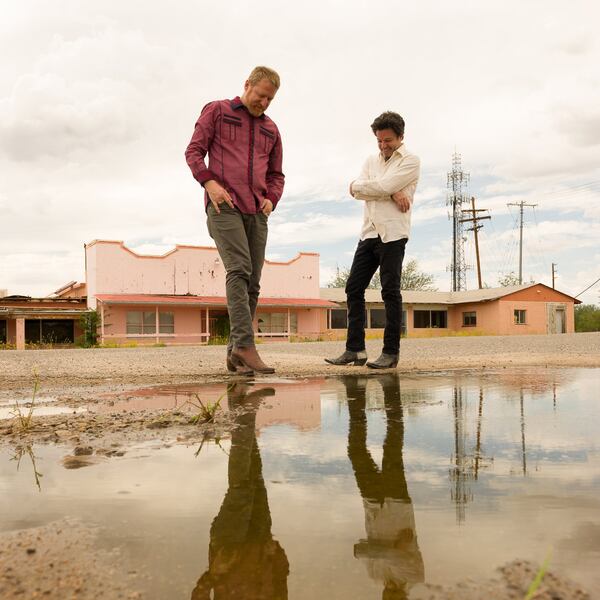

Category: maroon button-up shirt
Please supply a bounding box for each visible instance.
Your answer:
[185,96,285,214]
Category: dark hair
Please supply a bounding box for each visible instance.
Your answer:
[370,111,405,137]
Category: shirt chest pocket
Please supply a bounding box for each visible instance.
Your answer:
[222,115,242,141]
[259,125,276,153]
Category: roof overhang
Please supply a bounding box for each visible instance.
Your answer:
[95,294,338,309]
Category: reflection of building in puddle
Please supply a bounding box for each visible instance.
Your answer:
[93,379,323,431]
[191,383,289,599]
[343,375,424,599]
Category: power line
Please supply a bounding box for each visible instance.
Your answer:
[506,200,537,284]
[575,276,600,299]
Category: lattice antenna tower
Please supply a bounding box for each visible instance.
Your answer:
[447,152,470,291]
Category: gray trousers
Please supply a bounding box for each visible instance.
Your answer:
[207,204,268,348]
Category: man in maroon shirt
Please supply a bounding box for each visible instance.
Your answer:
[185,66,284,374]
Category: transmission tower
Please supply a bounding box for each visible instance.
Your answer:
[447,152,470,291]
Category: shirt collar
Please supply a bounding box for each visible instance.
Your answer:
[380,143,406,160]
[230,96,265,118]
[230,96,244,110]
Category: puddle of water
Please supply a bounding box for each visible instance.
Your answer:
[1,368,599,599]
[0,396,84,420]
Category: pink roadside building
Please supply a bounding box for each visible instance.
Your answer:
[85,240,335,345]
[0,240,580,349]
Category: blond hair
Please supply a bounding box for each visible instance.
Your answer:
[247,66,280,89]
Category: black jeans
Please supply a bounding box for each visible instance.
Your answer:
[345,236,406,355]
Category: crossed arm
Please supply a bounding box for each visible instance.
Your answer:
[350,154,420,213]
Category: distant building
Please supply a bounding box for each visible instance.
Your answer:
[321,283,580,337]
[0,295,87,349]
[85,240,335,346]
[0,241,580,350]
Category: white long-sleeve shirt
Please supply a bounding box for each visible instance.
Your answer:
[351,144,420,242]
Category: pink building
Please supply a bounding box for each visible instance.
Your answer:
[0,241,580,350]
[85,240,335,345]
[321,284,580,337]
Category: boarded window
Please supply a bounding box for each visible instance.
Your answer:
[463,311,477,327]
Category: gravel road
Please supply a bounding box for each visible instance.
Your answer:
[1,332,599,393]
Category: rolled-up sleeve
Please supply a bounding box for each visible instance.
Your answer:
[352,154,420,199]
[185,102,219,186]
[266,130,285,208]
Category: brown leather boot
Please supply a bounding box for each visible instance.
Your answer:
[231,345,275,374]
[226,347,253,376]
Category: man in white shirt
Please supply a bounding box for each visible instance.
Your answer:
[326,111,420,369]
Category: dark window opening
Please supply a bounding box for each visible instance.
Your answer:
[331,309,347,330]
[514,309,526,325]
[462,311,477,327]
[25,319,74,344]
[414,310,447,329]
[369,309,386,329]
[0,320,6,344]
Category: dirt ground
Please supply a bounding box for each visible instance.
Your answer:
[1,332,599,394]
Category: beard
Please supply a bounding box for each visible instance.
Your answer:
[248,105,265,117]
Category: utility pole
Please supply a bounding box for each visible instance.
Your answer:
[552,263,557,289]
[506,200,537,284]
[447,152,470,291]
[460,197,490,289]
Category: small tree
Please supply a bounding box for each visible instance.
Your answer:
[401,259,437,291]
[327,266,352,289]
[498,272,535,287]
[575,304,600,332]
[327,259,437,291]
[77,310,99,347]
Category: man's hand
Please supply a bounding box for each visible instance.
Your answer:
[205,180,234,214]
[260,198,273,216]
[391,191,411,213]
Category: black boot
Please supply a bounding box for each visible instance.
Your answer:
[324,350,368,366]
[366,353,399,369]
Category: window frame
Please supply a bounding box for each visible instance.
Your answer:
[462,311,477,327]
[514,309,527,325]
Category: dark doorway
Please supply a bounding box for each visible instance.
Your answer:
[0,320,6,344]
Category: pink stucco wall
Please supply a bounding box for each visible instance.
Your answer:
[98,302,321,344]
[100,303,208,344]
[448,301,500,335]
[86,241,320,309]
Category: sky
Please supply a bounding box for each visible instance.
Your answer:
[1,0,599,304]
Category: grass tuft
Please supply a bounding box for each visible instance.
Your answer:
[11,370,40,432]
[524,550,552,600]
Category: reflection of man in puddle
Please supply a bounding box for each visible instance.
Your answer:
[345,374,424,599]
[191,383,289,600]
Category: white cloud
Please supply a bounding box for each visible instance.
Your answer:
[0,0,599,302]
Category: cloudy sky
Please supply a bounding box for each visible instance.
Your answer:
[1,0,599,304]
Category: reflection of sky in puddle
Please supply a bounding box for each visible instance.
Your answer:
[0,396,83,420]
[1,368,599,599]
